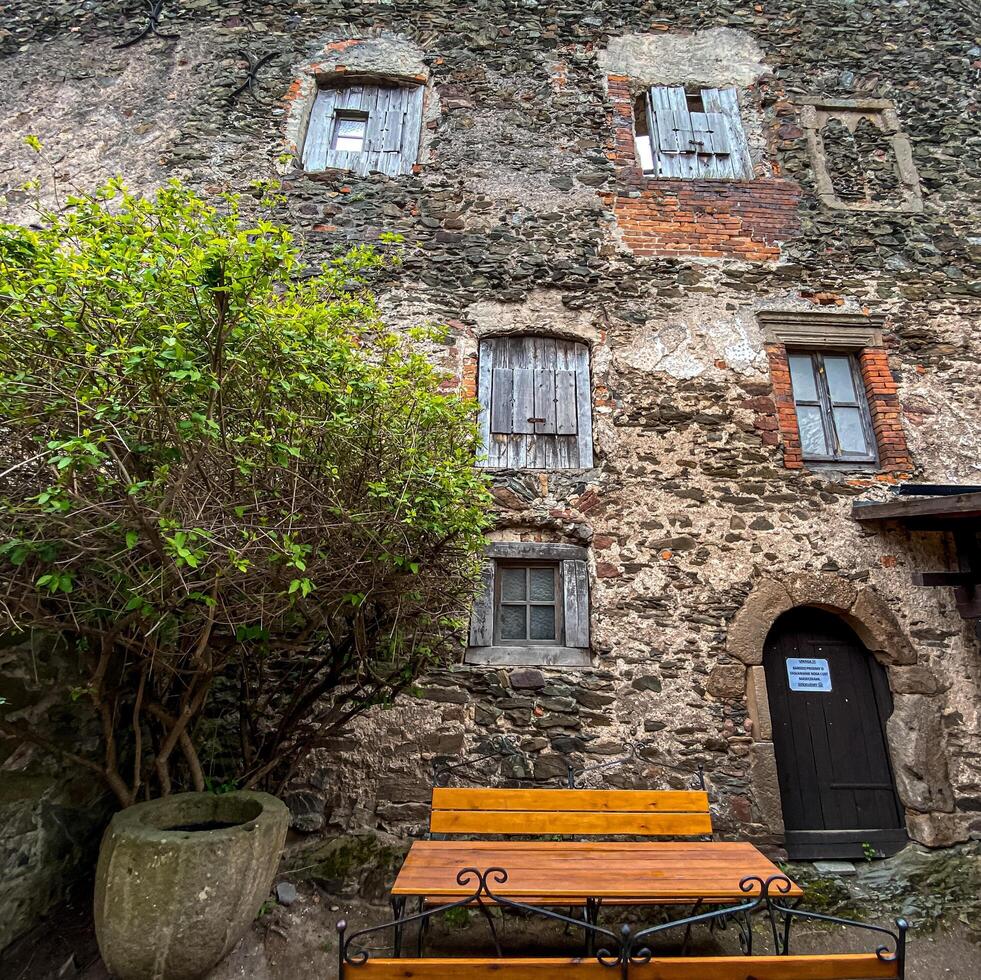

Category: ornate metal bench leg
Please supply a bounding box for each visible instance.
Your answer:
[583,898,601,955]
[390,897,406,958]
[416,897,428,957]
[475,897,503,956]
[773,896,801,954]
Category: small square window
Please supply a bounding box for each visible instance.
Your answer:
[788,352,877,464]
[494,562,562,646]
[332,112,368,153]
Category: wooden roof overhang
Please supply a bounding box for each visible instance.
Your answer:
[852,488,981,620]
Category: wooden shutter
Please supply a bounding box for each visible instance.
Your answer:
[302,84,422,177]
[301,88,338,171]
[468,560,495,647]
[701,87,753,180]
[562,559,590,649]
[649,86,698,179]
[478,337,592,470]
[647,85,752,181]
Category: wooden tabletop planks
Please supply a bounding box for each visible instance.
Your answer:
[391,840,803,901]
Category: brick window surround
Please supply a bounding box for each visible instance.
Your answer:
[601,75,801,261]
[759,313,911,475]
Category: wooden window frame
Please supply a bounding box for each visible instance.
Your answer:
[330,110,369,153]
[466,543,591,668]
[788,350,877,464]
[493,560,563,647]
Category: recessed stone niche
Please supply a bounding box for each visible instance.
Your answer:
[800,98,923,213]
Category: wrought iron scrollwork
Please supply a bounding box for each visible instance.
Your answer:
[571,740,706,791]
[431,734,526,787]
[114,0,180,49]
[337,869,907,979]
[229,51,277,102]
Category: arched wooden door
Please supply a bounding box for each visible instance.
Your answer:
[763,608,906,860]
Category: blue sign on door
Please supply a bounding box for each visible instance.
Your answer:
[786,657,832,692]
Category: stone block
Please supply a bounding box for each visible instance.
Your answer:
[887,694,955,814]
[888,665,941,695]
[706,663,746,699]
[906,812,971,848]
[746,666,772,741]
[509,668,546,690]
[849,590,916,665]
[749,741,785,835]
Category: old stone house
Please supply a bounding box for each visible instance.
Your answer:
[1,0,979,947]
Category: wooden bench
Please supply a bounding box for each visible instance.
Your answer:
[429,787,713,837]
[338,953,903,978]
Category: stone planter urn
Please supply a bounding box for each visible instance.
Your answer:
[94,790,289,980]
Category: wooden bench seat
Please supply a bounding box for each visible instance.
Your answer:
[341,953,901,978]
[429,787,713,837]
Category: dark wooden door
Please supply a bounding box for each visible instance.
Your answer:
[763,608,906,860]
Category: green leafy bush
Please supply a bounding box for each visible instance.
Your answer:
[0,177,491,806]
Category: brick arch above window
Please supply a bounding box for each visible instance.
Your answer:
[477,335,593,470]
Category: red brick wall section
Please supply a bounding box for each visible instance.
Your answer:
[859,347,912,472]
[601,75,801,261]
[763,344,912,475]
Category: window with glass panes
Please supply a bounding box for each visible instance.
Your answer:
[494,562,562,645]
[788,352,877,463]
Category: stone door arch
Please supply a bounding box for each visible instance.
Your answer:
[726,574,957,851]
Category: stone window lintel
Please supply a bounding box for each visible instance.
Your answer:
[759,311,885,349]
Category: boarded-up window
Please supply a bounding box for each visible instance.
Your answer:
[302,83,424,177]
[477,336,593,470]
[467,542,590,667]
[642,86,753,181]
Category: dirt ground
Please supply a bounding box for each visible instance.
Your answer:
[6,883,980,980]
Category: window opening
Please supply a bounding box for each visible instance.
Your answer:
[332,112,368,153]
[788,352,877,463]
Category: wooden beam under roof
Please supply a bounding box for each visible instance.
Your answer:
[851,491,981,524]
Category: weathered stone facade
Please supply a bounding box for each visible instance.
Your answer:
[1,0,980,941]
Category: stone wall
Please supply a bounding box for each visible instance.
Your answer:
[1,0,980,944]
[0,635,110,950]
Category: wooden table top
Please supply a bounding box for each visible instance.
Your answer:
[391,840,803,902]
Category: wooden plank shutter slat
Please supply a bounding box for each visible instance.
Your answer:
[703,112,731,154]
[468,560,495,647]
[490,368,514,434]
[533,336,557,438]
[511,367,536,435]
[398,85,424,174]
[702,87,752,179]
[476,339,494,466]
[533,369,556,435]
[649,86,696,179]
[572,342,593,467]
[554,371,578,435]
[302,88,337,171]
[562,558,590,649]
